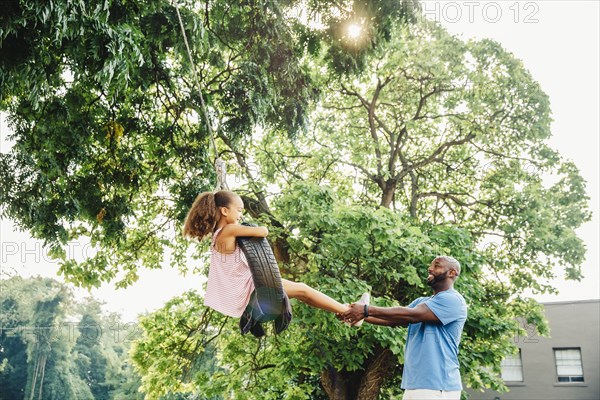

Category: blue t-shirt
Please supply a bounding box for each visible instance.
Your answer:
[401,289,468,391]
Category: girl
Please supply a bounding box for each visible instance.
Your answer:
[182,190,368,324]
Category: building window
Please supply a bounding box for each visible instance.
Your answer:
[501,349,524,381]
[554,348,584,382]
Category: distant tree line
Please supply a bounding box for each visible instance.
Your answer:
[0,277,143,400]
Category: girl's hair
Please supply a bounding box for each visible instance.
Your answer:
[182,190,239,240]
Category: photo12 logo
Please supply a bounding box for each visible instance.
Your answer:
[0,322,141,344]
[421,1,540,24]
[1,240,94,266]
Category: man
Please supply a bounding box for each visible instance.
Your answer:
[340,256,468,400]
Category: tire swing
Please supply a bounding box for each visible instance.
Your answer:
[237,226,292,337]
[173,2,291,337]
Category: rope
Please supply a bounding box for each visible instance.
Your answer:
[214,158,228,190]
[173,1,228,190]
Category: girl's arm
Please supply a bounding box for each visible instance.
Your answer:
[221,224,268,239]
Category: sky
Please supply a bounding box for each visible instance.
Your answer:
[1,1,598,321]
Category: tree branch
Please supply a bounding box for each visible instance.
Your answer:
[340,77,393,179]
[410,132,476,172]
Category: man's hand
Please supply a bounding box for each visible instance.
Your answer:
[338,303,365,325]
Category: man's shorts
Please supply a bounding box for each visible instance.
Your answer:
[403,389,462,399]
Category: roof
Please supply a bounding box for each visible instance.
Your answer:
[541,298,600,306]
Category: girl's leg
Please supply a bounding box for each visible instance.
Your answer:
[282,279,349,314]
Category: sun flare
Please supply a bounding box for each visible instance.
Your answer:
[347,23,362,39]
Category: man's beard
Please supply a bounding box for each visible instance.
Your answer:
[427,270,449,287]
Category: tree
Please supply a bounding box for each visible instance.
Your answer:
[0,277,144,399]
[0,0,419,288]
[131,292,227,399]
[0,277,91,400]
[255,19,590,294]
[71,299,113,399]
[1,277,31,400]
[0,0,322,288]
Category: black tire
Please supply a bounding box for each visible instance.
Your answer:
[237,231,287,322]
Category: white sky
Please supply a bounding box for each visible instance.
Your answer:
[1,1,598,321]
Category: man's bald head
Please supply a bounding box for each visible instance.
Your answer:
[434,256,461,278]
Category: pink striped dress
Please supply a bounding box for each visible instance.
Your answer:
[203,228,255,317]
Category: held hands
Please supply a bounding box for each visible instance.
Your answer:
[336,303,366,325]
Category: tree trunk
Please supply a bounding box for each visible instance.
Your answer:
[356,348,395,400]
[321,368,349,400]
[28,352,40,400]
[320,348,395,400]
[380,179,397,209]
[37,353,47,400]
[409,170,418,218]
